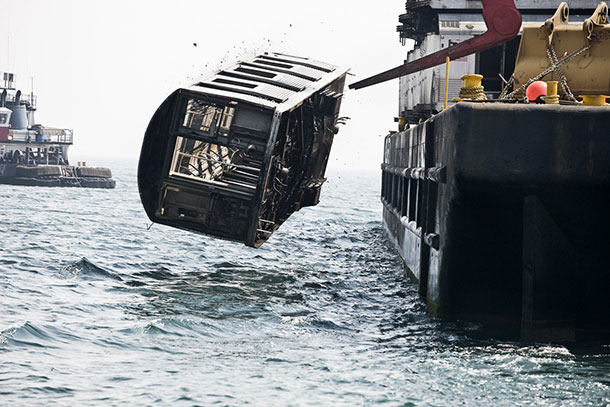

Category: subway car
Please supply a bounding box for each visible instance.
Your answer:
[138,53,348,247]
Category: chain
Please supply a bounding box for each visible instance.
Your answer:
[500,43,590,100]
[546,44,578,101]
[499,74,515,99]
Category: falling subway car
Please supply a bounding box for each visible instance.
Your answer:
[138,53,348,247]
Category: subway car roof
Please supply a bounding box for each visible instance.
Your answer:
[187,52,349,112]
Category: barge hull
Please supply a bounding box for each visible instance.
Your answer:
[382,102,610,341]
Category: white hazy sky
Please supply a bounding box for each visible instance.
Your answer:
[1,0,410,170]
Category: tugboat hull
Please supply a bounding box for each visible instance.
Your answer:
[0,164,115,189]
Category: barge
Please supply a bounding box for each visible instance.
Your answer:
[352,0,610,342]
[0,72,115,188]
[138,53,348,247]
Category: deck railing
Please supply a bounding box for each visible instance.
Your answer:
[38,127,73,144]
[4,93,37,109]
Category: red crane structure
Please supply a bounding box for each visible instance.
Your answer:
[349,0,522,90]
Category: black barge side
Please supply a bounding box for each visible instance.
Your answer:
[382,102,610,342]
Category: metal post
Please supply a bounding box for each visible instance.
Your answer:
[444,57,450,109]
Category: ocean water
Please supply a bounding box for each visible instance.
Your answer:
[0,161,608,406]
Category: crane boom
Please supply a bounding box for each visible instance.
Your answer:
[349,0,522,90]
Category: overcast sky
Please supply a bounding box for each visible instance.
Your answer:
[1,0,409,171]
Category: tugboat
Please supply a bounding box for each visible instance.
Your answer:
[350,0,610,342]
[0,72,115,188]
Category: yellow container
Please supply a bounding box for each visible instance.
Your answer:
[398,117,407,132]
[546,81,559,96]
[461,74,483,88]
[579,95,610,106]
[543,95,560,105]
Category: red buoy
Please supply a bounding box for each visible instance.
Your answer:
[526,81,547,103]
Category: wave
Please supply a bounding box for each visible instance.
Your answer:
[0,322,59,349]
[132,266,178,281]
[62,257,123,281]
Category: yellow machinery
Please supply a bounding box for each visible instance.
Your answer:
[511,2,610,100]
